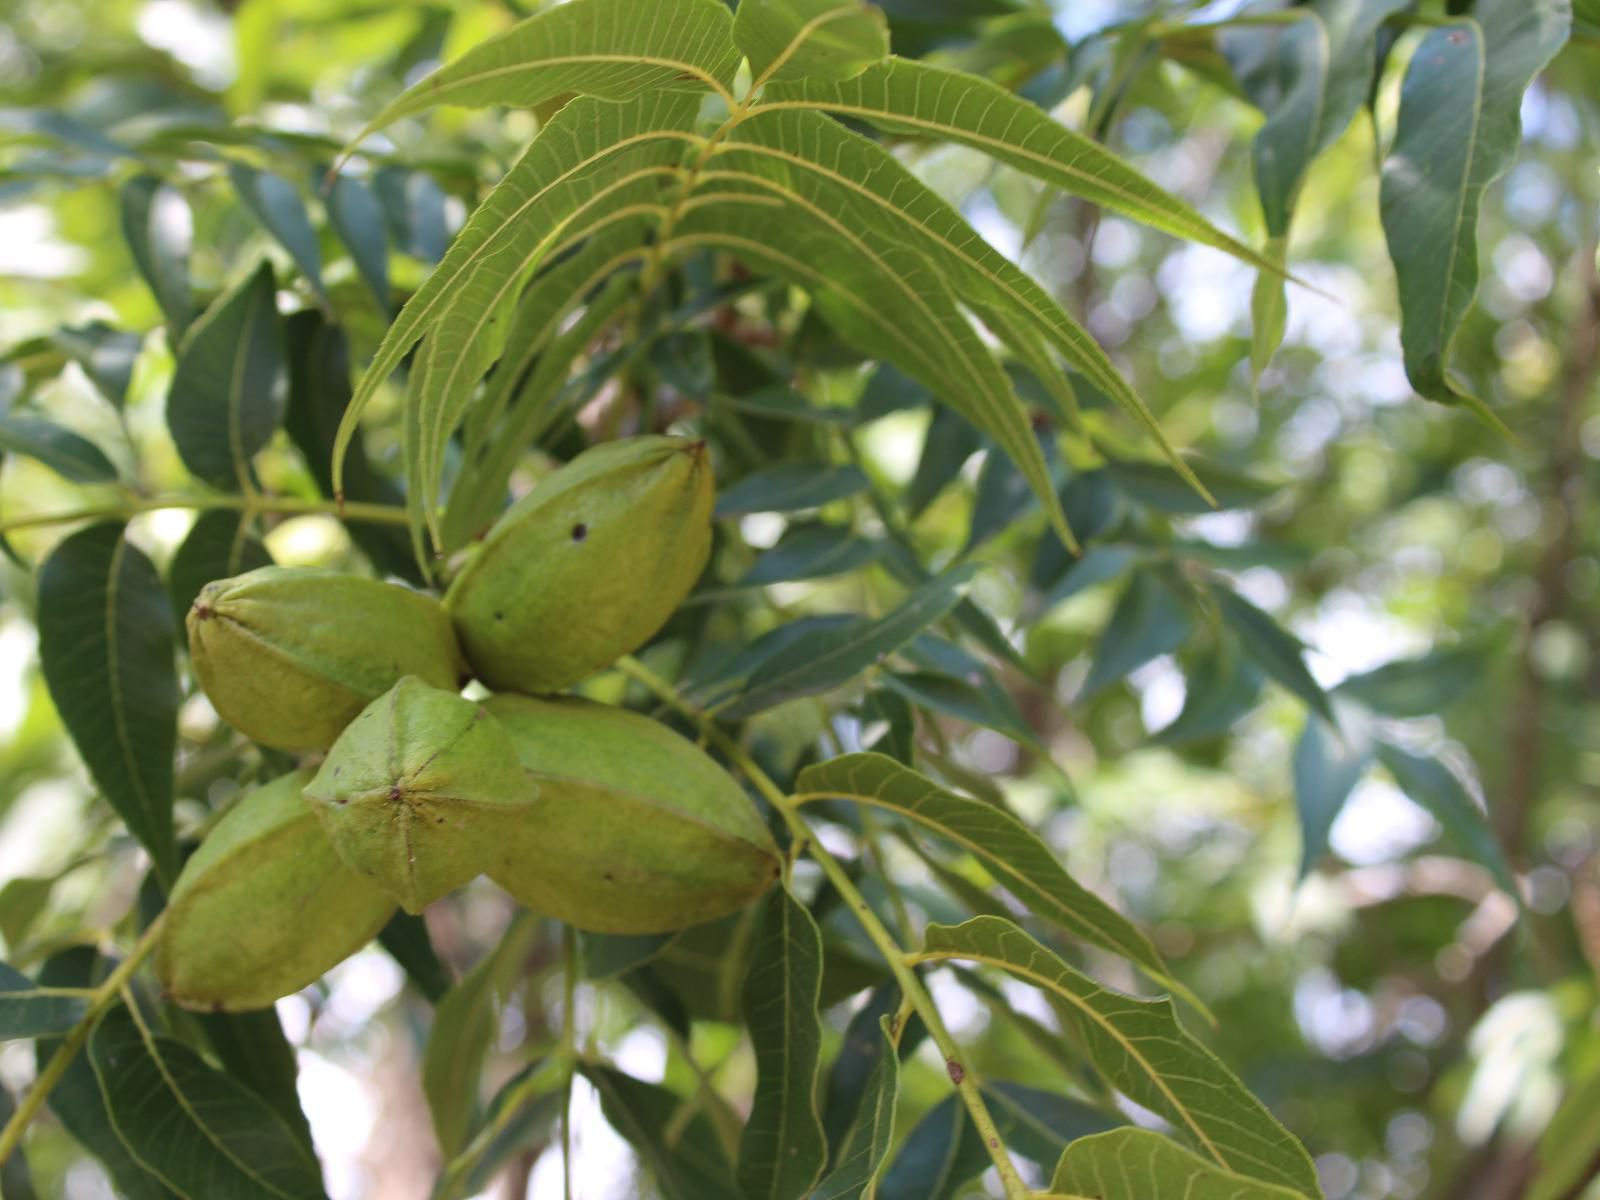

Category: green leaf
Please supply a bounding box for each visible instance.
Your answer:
[0,1084,40,1200]
[423,914,538,1158]
[0,960,87,1038]
[326,170,390,310]
[37,950,177,1200]
[918,917,1319,1197]
[877,1093,987,1200]
[0,416,117,483]
[51,322,143,409]
[1294,714,1372,880]
[1378,1,1569,411]
[1040,544,1142,612]
[1107,459,1275,513]
[378,911,453,1003]
[119,174,193,335]
[720,567,977,717]
[981,1082,1118,1167]
[741,524,882,585]
[37,524,179,884]
[352,0,742,139]
[228,163,327,303]
[1081,570,1190,699]
[1223,0,1409,237]
[582,931,677,979]
[191,1008,313,1155]
[167,261,287,490]
[764,58,1279,274]
[1526,1063,1600,1200]
[905,406,981,516]
[796,753,1175,991]
[167,509,273,620]
[1212,584,1332,721]
[813,1015,899,1200]
[0,875,56,950]
[1334,641,1493,717]
[736,0,890,84]
[716,464,871,515]
[1374,742,1517,899]
[88,1006,328,1199]
[739,887,828,1200]
[1051,1129,1314,1200]
[581,1064,741,1200]
[880,671,1044,754]
[820,984,920,1155]
[1150,641,1264,745]
[652,328,716,397]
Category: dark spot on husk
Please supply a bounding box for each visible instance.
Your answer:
[571,523,588,542]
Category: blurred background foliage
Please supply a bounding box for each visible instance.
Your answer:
[1,1,1598,1198]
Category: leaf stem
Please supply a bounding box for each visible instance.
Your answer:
[0,493,412,535]
[614,656,1031,1199]
[0,911,168,1168]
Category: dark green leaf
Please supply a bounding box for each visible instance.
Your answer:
[167,261,287,490]
[0,1083,40,1200]
[581,1064,741,1200]
[37,524,179,884]
[228,163,327,302]
[1294,714,1372,879]
[741,524,882,585]
[88,1006,327,1199]
[1378,1,1569,409]
[582,931,677,979]
[1081,570,1190,699]
[920,918,1319,1197]
[1150,641,1265,745]
[718,386,852,426]
[51,322,143,408]
[820,984,920,1156]
[1335,642,1492,717]
[736,0,890,84]
[716,463,871,515]
[1107,459,1276,513]
[739,888,828,1200]
[1040,544,1142,612]
[119,174,193,335]
[167,509,273,620]
[0,417,118,483]
[423,914,537,1158]
[721,566,978,717]
[905,406,981,517]
[37,951,176,1200]
[880,671,1043,753]
[378,911,453,1003]
[981,1082,1117,1168]
[326,171,390,310]
[1212,584,1332,721]
[797,754,1176,990]
[191,1008,313,1154]
[1052,1128,1312,1200]
[652,329,716,397]
[0,960,87,1038]
[374,167,447,262]
[1375,742,1517,898]
[457,1065,565,1198]
[861,688,916,764]
[814,1015,900,1200]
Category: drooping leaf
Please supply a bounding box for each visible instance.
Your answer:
[1378,0,1569,411]
[720,567,977,717]
[227,162,327,302]
[1211,583,1332,721]
[119,174,193,335]
[326,170,391,310]
[167,260,287,490]
[741,524,882,585]
[1294,713,1372,879]
[37,524,179,884]
[167,509,273,620]
[1150,641,1264,745]
[0,960,88,1038]
[738,887,828,1200]
[423,914,538,1158]
[378,911,453,1003]
[736,0,890,85]
[353,0,742,139]
[1039,544,1142,612]
[0,417,117,483]
[1081,569,1190,699]
[1334,641,1493,717]
[374,166,448,262]
[581,1064,742,1200]
[813,1015,900,1200]
[919,917,1319,1197]
[1374,742,1517,898]
[796,754,1173,988]
[51,322,144,408]
[717,463,871,516]
[981,1082,1118,1168]
[1051,1128,1313,1200]
[876,1092,987,1200]
[87,1007,328,1199]
[880,671,1044,754]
